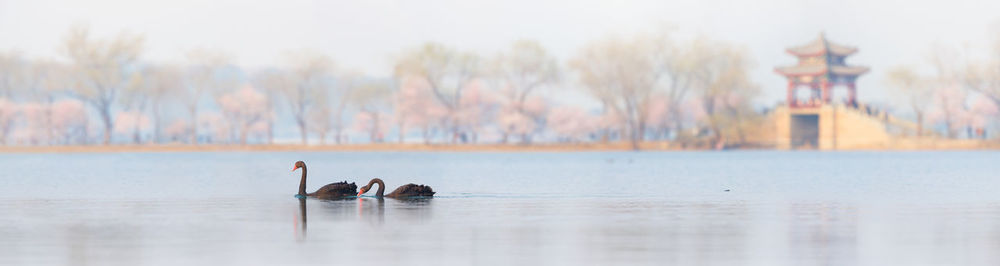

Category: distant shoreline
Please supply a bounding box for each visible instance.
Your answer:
[0,143,671,153]
[0,141,997,153]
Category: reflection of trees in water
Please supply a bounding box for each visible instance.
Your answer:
[582,201,753,264]
[67,222,143,265]
[788,203,858,266]
[868,204,1000,265]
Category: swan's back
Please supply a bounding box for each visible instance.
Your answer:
[388,183,435,197]
[311,181,358,198]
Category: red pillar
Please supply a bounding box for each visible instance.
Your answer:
[848,83,857,106]
[821,81,831,104]
[811,84,820,107]
[787,81,795,107]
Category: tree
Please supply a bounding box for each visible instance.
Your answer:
[931,86,969,138]
[113,111,150,143]
[119,67,153,144]
[280,51,335,145]
[164,119,189,143]
[570,35,659,150]
[887,66,933,137]
[61,26,144,145]
[143,65,182,143]
[218,86,271,145]
[687,38,759,147]
[307,105,333,144]
[184,49,237,144]
[646,31,697,139]
[50,99,88,144]
[351,111,389,143]
[456,83,500,143]
[491,40,559,143]
[498,110,535,141]
[19,102,50,144]
[969,97,998,138]
[0,99,17,144]
[119,65,184,144]
[644,94,672,140]
[393,78,442,144]
[249,68,291,144]
[19,60,70,144]
[196,112,228,143]
[547,106,596,142]
[960,37,1000,122]
[0,52,26,99]
[324,72,366,144]
[351,80,392,143]
[394,43,481,143]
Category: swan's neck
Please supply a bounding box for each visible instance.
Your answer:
[298,166,307,196]
[367,178,386,198]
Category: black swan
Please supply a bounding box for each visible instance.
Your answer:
[357,178,435,198]
[292,161,357,199]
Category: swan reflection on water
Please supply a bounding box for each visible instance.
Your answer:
[296,198,307,240]
[357,197,386,225]
[294,196,433,240]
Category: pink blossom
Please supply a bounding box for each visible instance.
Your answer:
[645,95,670,126]
[928,86,969,134]
[394,78,446,140]
[497,110,535,136]
[683,99,707,123]
[248,120,270,136]
[50,100,88,143]
[216,86,272,144]
[967,97,998,129]
[0,98,19,143]
[164,119,190,141]
[597,110,625,130]
[15,102,47,144]
[547,106,596,142]
[352,111,391,142]
[971,97,998,115]
[113,111,151,135]
[456,83,500,134]
[521,96,548,117]
[197,112,229,142]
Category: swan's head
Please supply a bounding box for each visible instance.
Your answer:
[292,161,305,171]
[357,186,368,197]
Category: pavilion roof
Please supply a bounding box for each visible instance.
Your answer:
[775,65,869,77]
[786,33,858,56]
[830,65,870,76]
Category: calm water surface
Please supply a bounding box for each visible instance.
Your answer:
[1,151,999,265]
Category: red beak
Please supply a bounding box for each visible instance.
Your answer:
[292,166,299,171]
[357,189,365,197]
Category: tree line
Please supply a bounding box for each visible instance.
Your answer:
[0,26,765,149]
[9,25,996,148]
[886,39,1000,139]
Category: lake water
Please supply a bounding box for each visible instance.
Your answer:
[1,151,999,265]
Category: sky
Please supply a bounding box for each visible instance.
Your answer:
[1,0,999,108]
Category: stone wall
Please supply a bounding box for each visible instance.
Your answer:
[773,105,892,150]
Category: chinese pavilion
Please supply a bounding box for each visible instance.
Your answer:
[775,33,869,108]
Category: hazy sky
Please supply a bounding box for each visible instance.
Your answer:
[1,0,999,106]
